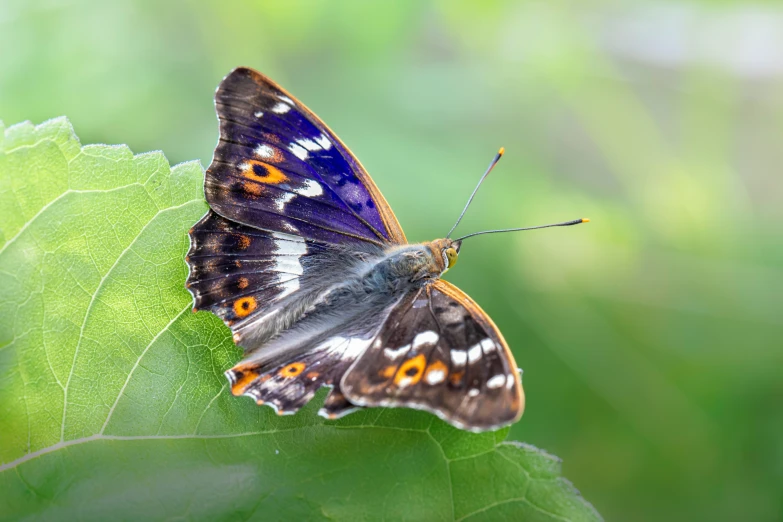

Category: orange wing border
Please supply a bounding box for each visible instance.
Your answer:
[433,279,525,417]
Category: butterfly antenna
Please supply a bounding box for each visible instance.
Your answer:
[455,218,589,241]
[446,147,505,239]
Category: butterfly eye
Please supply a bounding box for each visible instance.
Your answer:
[445,248,458,268]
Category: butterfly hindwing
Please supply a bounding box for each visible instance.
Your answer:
[206,67,406,246]
[222,282,404,418]
[226,335,372,417]
[341,280,524,432]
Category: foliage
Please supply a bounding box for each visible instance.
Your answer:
[0,118,601,521]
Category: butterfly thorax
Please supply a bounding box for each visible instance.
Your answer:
[312,240,453,306]
[358,237,459,291]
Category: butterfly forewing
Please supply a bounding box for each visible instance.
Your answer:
[341,280,524,432]
[207,67,406,246]
[188,67,405,342]
[186,210,324,329]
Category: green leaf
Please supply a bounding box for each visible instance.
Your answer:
[0,118,601,522]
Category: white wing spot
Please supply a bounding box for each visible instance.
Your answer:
[272,256,304,275]
[451,350,467,366]
[254,111,264,118]
[383,345,410,361]
[468,343,482,363]
[412,331,438,349]
[317,336,371,359]
[468,388,480,397]
[487,375,506,389]
[271,232,306,290]
[272,102,291,114]
[277,95,294,104]
[297,138,322,152]
[314,133,332,150]
[295,179,323,197]
[425,369,445,385]
[271,239,305,255]
[273,192,295,212]
[288,143,308,160]
[480,338,495,353]
[255,144,275,159]
[506,374,516,389]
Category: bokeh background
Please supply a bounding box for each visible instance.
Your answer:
[2,1,781,520]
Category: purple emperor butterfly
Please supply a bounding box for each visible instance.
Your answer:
[185,67,587,431]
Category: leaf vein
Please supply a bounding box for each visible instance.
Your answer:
[60,199,201,441]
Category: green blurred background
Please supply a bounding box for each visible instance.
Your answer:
[2,0,781,520]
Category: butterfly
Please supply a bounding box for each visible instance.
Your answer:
[185,67,587,432]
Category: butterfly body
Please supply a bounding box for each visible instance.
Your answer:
[186,67,524,432]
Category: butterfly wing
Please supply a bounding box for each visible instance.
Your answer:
[224,280,406,419]
[186,210,327,331]
[341,279,524,432]
[226,334,374,419]
[206,66,406,246]
[187,66,406,341]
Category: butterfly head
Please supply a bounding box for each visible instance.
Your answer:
[427,238,462,275]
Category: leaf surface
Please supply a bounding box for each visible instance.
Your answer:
[0,118,601,522]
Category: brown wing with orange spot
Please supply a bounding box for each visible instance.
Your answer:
[186,211,323,332]
[225,334,380,419]
[341,280,524,432]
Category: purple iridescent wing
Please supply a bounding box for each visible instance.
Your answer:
[205,67,406,246]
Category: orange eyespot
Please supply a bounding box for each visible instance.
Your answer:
[240,160,288,185]
[233,297,257,317]
[230,369,260,396]
[280,362,306,377]
[394,354,426,386]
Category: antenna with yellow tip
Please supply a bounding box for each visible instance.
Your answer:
[455,218,589,241]
[446,147,589,241]
[446,147,505,239]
